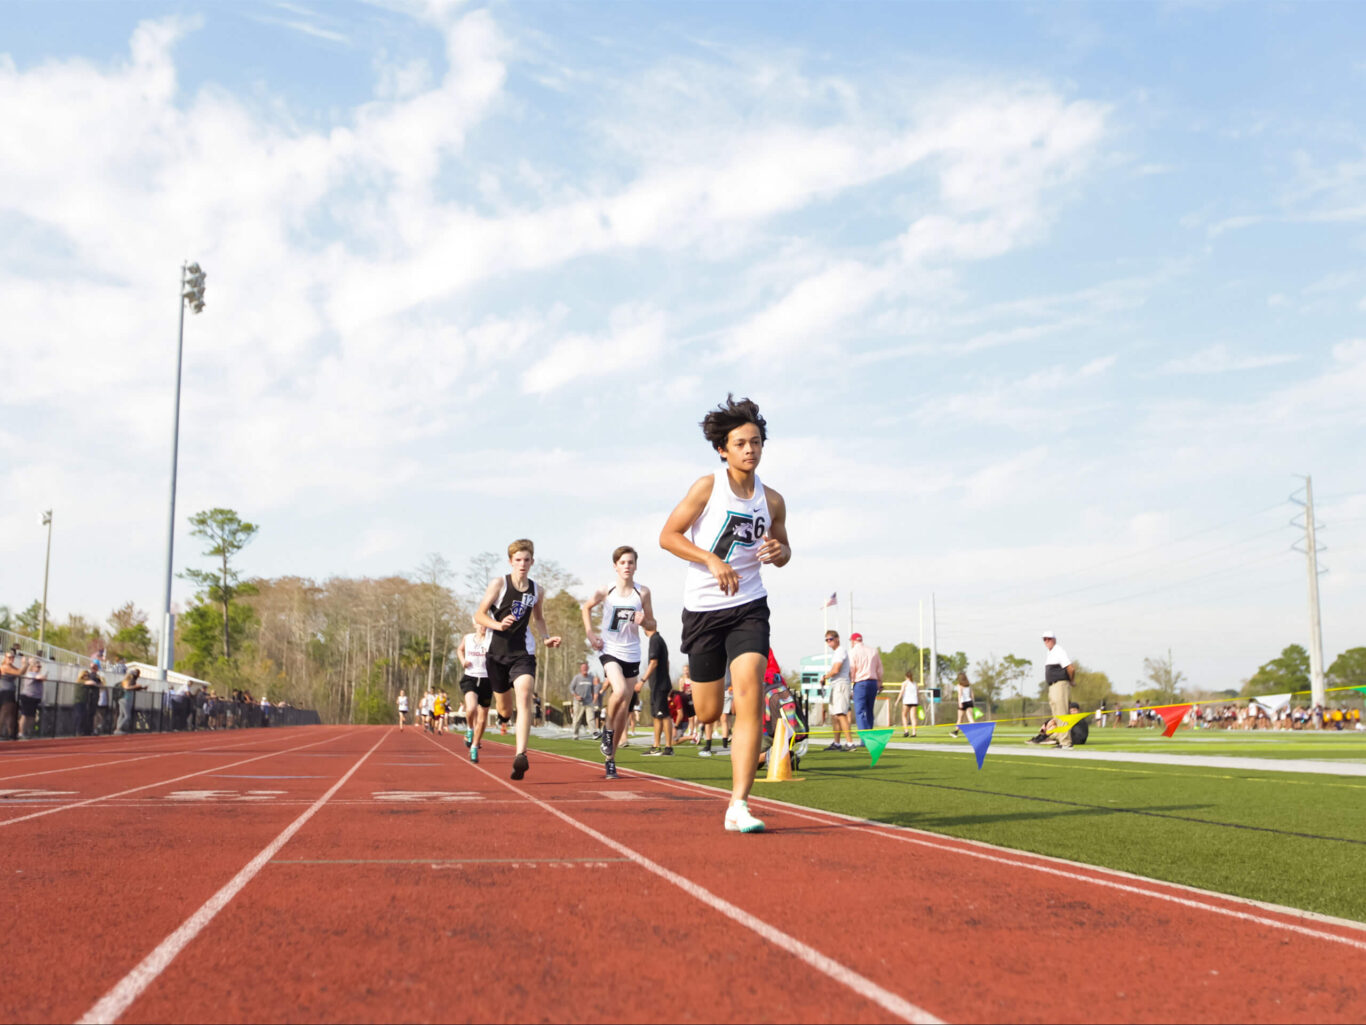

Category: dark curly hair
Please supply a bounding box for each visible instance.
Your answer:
[700,394,767,460]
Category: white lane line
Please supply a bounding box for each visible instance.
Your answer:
[76,731,387,1025]
[0,733,348,827]
[539,746,1366,950]
[423,735,941,1025]
[0,736,272,784]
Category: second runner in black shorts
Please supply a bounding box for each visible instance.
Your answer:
[680,596,770,682]
[486,652,536,695]
[459,675,493,708]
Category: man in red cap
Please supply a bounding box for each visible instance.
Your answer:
[848,632,884,742]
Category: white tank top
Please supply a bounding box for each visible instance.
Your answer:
[683,469,770,612]
[397,695,409,712]
[599,584,644,661]
[462,633,489,678]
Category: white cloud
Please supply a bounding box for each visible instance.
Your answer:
[1159,344,1301,375]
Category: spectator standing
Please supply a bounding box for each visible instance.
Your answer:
[568,662,597,740]
[18,656,46,740]
[260,694,272,727]
[114,667,145,734]
[847,632,884,738]
[1,648,23,739]
[640,624,674,756]
[1042,630,1076,750]
[819,631,853,751]
[898,669,919,738]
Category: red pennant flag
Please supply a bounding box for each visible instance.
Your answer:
[1156,704,1193,738]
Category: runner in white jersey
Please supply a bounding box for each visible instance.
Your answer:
[660,395,790,834]
[458,625,492,762]
[582,545,656,779]
[396,690,409,731]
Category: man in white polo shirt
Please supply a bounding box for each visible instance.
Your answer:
[1042,630,1076,750]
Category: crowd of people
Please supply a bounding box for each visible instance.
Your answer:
[0,644,297,739]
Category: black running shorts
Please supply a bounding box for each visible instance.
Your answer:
[459,675,493,708]
[650,682,672,719]
[680,596,770,682]
[598,653,641,678]
[486,653,535,695]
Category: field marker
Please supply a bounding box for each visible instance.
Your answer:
[424,734,941,1025]
[594,751,1366,950]
[0,732,347,828]
[76,732,387,1025]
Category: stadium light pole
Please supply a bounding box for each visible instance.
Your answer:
[38,509,53,651]
[158,262,206,686]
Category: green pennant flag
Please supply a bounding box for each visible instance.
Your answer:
[862,729,894,767]
[1355,687,1366,696]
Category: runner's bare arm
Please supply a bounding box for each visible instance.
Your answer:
[756,487,791,567]
[660,474,741,595]
[475,577,509,632]
[580,586,608,650]
[456,636,469,668]
[534,588,562,648]
[637,586,656,631]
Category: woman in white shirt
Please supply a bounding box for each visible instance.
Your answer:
[898,670,919,738]
[950,671,974,737]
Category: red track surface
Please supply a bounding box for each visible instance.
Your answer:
[2,725,1362,1024]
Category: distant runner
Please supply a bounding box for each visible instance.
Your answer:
[458,624,492,763]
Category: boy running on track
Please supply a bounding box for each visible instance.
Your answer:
[582,546,657,780]
[660,394,791,833]
[432,691,446,735]
[475,539,562,781]
[458,624,492,762]
[396,689,408,731]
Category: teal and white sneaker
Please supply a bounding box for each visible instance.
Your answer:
[470,745,479,764]
[465,727,473,748]
[724,800,765,834]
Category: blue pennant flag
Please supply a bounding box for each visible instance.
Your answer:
[959,721,995,770]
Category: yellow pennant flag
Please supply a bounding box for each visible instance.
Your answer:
[1047,712,1090,736]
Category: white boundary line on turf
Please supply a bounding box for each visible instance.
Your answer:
[0,731,350,827]
[76,731,388,1025]
[525,742,1366,943]
[0,735,272,784]
[422,734,942,1025]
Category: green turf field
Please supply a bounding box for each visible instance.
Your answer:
[506,729,1366,923]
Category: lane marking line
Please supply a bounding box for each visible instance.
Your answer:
[76,732,388,1025]
[270,857,630,865]
[542,747,1366,946]
[423,734,941,1025]
[0,733,348,828]
[0,735,275,784]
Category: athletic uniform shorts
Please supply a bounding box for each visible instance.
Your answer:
[486,653,535,694]
[650,684,672,719]
[828,680,852,716]
[959,701,974,711]
[459,675,493,708]
[17,694,40,717]
[598,653,640,678]
[0,689,15,709]
[681,694,695,719]
[680,596,771,682]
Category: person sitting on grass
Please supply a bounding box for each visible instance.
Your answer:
[1026,701,1089,747]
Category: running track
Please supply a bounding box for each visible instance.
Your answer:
[2,725,1362,1024]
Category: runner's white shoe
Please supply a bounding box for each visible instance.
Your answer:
[724,800,765,834]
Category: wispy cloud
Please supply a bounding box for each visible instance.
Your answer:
[1159,344,1300,375]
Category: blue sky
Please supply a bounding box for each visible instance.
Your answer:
[2,1,1364,694]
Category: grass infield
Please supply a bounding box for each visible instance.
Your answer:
[493,726,1366,923]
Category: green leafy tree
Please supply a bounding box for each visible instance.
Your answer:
[1241,644,1311,697]
[973,653,1031,716]
[177,600,257,678]
[1327,647,1366,688]
[181,508,259,660]
[108,602,153,662]
[1071,664,1115,710]
[15,600,46,636]
[0,605,11,631]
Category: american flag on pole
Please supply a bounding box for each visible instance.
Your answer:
[822,592,838,609]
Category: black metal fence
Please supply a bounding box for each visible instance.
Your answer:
[2,676,321,741]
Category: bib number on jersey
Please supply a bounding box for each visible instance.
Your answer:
[710,512,765,562]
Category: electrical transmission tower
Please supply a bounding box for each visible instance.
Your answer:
[1290,475,1327,708]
